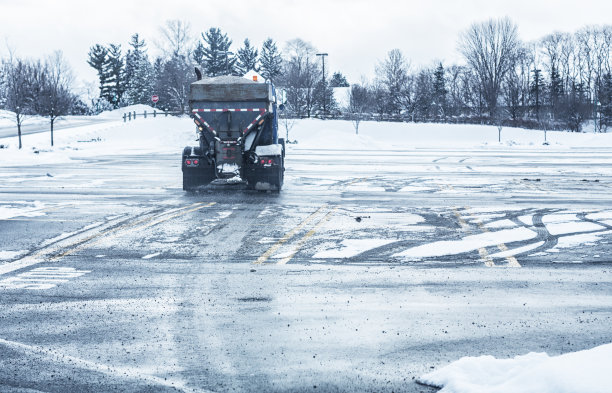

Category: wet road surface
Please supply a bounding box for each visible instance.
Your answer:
[1,146,611,392]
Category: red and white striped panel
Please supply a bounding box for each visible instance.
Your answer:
[192,108,266,113]
[193,113,216,134]
[243,111,267,134]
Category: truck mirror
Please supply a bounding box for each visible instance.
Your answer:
[279,104,285,111]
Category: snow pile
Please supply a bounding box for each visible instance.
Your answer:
[0,116,193,166]
[287,119,612,149]
[418,343,612,393]
[96,104,158,119]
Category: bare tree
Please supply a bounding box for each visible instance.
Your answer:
[376,49,409,115]
[348,83,370,134]
[3,55,36,149]
[157,20,193,59]
[282,38,319,118]
[459,17,520,119]
[37,51,75,146]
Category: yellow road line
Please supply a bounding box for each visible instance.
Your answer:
[468,211,522,268]
[54,202,216,259]
[277,207,338,265]
[253,205,327,265]
[453,210,496,267]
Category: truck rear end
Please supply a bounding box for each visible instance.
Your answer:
[182,75,285,191]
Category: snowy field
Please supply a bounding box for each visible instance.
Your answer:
[2,105,612,167]
[1,110,612,392]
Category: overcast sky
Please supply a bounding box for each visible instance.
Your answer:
[2,0,611,94]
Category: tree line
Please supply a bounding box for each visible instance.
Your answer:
[2,18,611,150]
[350,18,612,133]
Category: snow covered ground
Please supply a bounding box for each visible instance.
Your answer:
[418,343,612,393]
[2,110,612,168]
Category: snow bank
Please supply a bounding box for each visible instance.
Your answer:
[3,116,612,167]
[287,119,612,149]
[96,104,158,119]
[0,116,193,166]
[418,343,612,393]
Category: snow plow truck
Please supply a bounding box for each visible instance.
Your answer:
[182,72,285,191]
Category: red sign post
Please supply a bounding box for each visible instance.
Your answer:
[151,95,159,104]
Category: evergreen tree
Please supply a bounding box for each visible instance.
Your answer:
[235,38,258,76]
[432,63,447,119]
[530,68,545,122]
[201,28,235,76]
[329,72,349,87]
[564,79,587,132]
[87,44,109,101]
[105,44,125,108]
[598,72,612,131]
[124,34,153,105]
[259,38,283,83]
[192,41,206,70]
[549,64,563,122]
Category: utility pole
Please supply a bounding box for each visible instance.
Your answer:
[316,53,328,117]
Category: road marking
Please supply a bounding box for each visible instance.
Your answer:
[0,267,90,290]
[0,338,209,393]
[459,208,522,268]
[277,207,338,265]
[453,210,496,267]
[0,202,216,276]
[253,205,327,265]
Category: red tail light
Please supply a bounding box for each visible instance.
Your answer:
[193,159,199,165]
[260,159,265,164]
[267,159,273,164]
[186,160,192,165]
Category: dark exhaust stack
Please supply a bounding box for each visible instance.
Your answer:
[195,67,202,81]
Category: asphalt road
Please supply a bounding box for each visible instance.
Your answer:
[1,146,611,392]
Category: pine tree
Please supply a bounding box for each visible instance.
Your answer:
[124,34,153,105]
[259,38,283,83]
[87,44,109,101]
[201,28,235,77]
[104,44,125,108]
[329,72,349,87]
[598,72,612,131]
[192,41,206,70]
[432,63,447,119]
[235,38,258,76]
[530,68,545,123]
[549,64,563,122]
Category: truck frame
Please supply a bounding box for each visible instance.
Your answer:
[182,73,285,192]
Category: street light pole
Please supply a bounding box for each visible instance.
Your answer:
[316,53,328,117]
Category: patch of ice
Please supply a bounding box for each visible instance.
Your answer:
[0,201,46,220]
[395,227,537,258]
[483,219,517,229]
[586,211,612,221]
[0,250,28,261]
[489,241,545,258]
[553,231,612,249]
[312,239,395,259]
[418,342,612,393]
